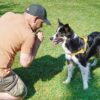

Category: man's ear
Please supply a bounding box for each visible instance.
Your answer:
[33,16,39,23]
[58,18,63,26]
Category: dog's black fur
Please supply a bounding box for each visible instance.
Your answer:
[50,19,100,89]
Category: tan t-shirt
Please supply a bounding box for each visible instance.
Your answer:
[0,12,35,68]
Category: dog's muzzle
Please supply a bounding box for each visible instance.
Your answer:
[50,36,64,45]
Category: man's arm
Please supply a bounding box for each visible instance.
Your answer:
[20,32,44,67]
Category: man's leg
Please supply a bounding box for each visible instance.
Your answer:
[0,71,27,100]
[0,92,21,100]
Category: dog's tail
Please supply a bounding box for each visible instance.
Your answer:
[86,36,100,60]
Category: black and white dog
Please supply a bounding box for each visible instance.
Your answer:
[50,19,100,90]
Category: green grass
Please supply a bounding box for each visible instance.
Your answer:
[0,0,100,100]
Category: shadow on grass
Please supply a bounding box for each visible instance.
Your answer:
[64,59,100,100]
[14,54,66,99]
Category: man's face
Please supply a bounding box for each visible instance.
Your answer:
[35,18,44,29]
[30,18,44,32]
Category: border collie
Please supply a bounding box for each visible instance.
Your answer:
[50,19,100,89]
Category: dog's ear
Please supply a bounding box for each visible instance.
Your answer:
[64,24,74,34]
[64,24,69,27]
[64,24,69,32]
[58,19,63,26]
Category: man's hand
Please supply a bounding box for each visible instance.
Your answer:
[36,31,44,42]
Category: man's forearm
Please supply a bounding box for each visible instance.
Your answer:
[31,35,41,58]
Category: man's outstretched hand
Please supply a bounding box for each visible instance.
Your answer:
[36,31,44,42]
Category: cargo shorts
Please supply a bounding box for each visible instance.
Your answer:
[0,71,27,98]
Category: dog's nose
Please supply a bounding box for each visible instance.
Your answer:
[50,37,53,41]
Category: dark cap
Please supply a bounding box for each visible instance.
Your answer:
[26,4,51,25]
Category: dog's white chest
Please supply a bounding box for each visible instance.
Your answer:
[62,42,71,54]
[62,42,80,64]
[62,43,72,60]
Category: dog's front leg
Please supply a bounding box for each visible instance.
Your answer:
[79,64,90,90]
[63,60,74,84]
[91,59,98,67]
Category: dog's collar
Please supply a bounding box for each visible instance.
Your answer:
[68,37,88,56]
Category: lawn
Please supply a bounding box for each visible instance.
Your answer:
[0,0,100,100]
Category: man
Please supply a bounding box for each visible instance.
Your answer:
[0,4,51,100]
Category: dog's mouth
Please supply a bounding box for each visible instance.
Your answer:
[50,37,64,45]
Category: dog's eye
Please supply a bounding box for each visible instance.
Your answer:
[56,34,58,37]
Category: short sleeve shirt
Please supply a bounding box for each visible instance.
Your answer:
[0,12,35,68]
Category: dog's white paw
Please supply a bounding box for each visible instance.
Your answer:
[83,84,88,90]
[63,79,70,84]
[91,59,97,67]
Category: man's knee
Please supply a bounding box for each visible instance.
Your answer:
[0,71,27,99]
[0,92,22,100]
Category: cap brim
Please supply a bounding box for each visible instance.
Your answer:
[44,19,51,25]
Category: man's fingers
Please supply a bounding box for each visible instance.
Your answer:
[36,32,44,42]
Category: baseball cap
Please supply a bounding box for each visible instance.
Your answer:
[26,4,51,25]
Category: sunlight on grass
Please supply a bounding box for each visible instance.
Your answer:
[0,0,100,100]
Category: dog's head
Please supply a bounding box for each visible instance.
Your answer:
[50,19,74,45]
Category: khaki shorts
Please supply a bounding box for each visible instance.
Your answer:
[0,71,27,98]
